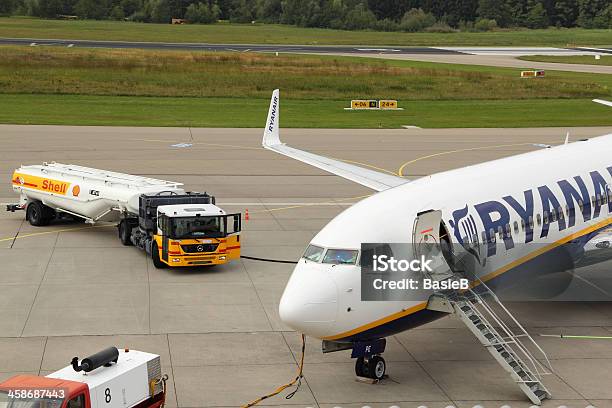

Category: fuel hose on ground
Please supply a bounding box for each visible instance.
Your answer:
[239,255,303,406]
[240,255,298,264]
[241,334,306,408]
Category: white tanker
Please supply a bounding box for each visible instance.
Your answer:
[8,162,241,268]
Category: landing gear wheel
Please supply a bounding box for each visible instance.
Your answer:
[118,220,133,246]
[355,356,386,380]
[151,242,167,269]
[26,201,53,226]
[369,355,386,380]
[355,357,366,377]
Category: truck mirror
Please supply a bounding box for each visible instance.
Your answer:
[233,215,240,232]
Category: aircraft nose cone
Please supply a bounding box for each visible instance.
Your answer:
[279,262,338,338]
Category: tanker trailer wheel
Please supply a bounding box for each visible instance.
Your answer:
[118,220,133,246]
[26,201,53,226]
[152,242,167,269]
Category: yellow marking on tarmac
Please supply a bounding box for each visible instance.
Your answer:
[0,224,113,243]
[396,142,537,177]
[328,155,399,177]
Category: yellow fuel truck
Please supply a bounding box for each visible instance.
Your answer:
[8,162,241,268]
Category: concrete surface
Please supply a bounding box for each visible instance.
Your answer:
[345,53,612,74]
[1,125,612,407]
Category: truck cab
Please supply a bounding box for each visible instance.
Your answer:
[152,203,241,268]
[0,348,165,408]
[0,375,89,408]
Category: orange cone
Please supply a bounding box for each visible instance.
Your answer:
[245,209,249,221]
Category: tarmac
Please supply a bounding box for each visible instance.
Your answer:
[1,124,612,408]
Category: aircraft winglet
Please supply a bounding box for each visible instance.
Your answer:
[263,89,281,147]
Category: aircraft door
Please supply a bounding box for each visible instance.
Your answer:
[412,210,453,281]
[413,210,442,248]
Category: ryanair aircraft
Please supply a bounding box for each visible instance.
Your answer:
[262,90,611,402]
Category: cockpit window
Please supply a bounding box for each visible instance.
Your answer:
[323,249,358,265]
[303,245,325,262]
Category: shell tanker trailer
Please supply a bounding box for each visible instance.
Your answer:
[0,346,169,408]
[7,162,241,268]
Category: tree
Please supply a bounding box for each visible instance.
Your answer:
[343,2,376,29]
[229,0,255,22]
[477,0,511,26]
[577,0,608,27]
[553,0,578,27]
[255,0,282,22]
[525,0,548,27]
[592,2,612,27]
[367,0,412,20]
[74,0,109,19]
[21,0,41,16]
[185,1,219,23]
[400,8,435,31]
[36,0,63,17]
[120,0,142,16]
[0,0,17,14]
[110,4,126,19]
[144,0,171,22]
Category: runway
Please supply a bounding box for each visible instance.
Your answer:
[2,36,610,56]
[4,36,611,74]
[1,124,612,407]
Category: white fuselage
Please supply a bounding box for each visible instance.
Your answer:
[279,134,612,341]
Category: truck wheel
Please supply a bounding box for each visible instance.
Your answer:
[152,242,167,269]
[26,201,52,226]
[118,220,133,246]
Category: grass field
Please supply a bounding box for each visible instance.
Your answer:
[1,46,611,128]
[3,47,612,100]
[1,17,612,47]
[3,94,611,128]
[519,55,612,66]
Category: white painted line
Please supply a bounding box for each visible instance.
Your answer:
[356,48,400,52]
[171,143,193,148]
[402,125,421,129]
[438,46,600,56]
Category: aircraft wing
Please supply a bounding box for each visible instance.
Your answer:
[261,90,408,192]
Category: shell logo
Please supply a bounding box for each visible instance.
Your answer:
[72,185,81,197]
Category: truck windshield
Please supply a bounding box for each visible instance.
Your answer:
[170,216,225,239]
[0,390,64,408]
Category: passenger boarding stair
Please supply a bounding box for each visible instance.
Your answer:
[428,281,553,405]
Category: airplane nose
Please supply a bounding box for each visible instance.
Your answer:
[279,262,338,338]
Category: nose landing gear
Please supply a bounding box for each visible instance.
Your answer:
[355,355,386,380]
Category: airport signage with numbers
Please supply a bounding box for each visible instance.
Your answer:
[349,99,400,110]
